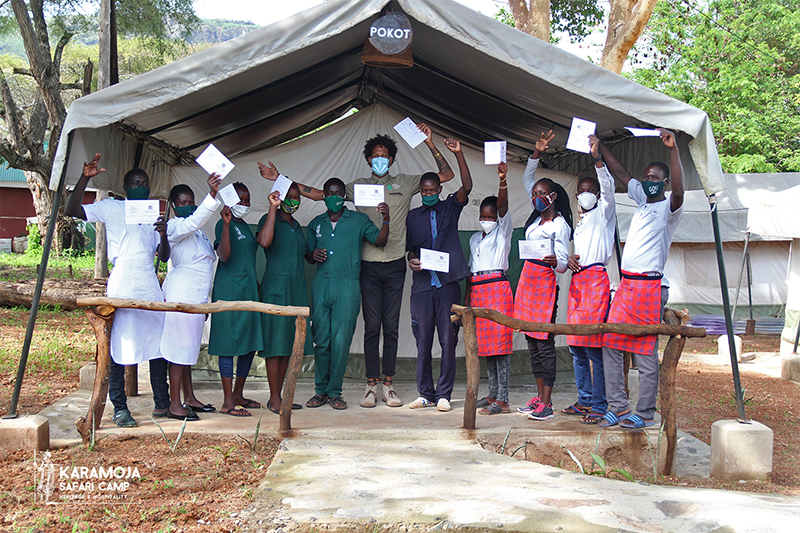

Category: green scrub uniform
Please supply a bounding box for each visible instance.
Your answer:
[209,218,264,357]
[306,208,382,396]
[257,213,312,357]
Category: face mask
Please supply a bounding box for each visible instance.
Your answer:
[371,156,390,177]
[324,195,345,213]
[281,198,300,214]
[125,186,150,200]
[577,192,598,211]
[173,204,196,218]
[230,204,250,219]
[422,194,440,207]
[480,220,498,234]
[533,192,554,212]
[641,180,665,198]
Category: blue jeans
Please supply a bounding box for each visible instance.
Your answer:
[569,345,607,414]
[218,352,255,379]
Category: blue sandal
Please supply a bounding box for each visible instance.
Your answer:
[597,411,631,428]
[619,414,655,429]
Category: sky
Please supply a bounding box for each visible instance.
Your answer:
[193,0,605,61]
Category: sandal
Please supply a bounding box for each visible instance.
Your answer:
[561,403,591,416]
[220,406,251,417]
[597,410,631,428]
[329,396,347,410]
[476,397,491,408]
[581,412,605,425]
[238,399,261,409]
[619,414,655,429]
[306,394,329,408]
[478,402,510,416]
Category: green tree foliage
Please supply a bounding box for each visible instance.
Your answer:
[630,0,800,172]
[494,1,603,40]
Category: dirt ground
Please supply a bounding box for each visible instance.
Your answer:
[1,301,798,531]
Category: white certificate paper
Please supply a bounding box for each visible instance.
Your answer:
[566,117,596,153]
[625,127,662,137]
[218,183,241,207]
[270,174,293,201]
[393,117,427,149]
[125,200,160,225]
[518,239,551,260]
[420,248,450,273]
[484,141,507,165]
[353,183,385,207]
[196,144,235,179]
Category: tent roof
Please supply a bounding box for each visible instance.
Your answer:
[51,0,724,197]
[745,174,800,239]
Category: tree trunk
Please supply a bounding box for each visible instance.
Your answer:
[600,0,659,74]
[24,170,52,247]
[509,0,551,42]
[93,191,109,278]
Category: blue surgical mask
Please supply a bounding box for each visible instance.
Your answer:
[371,157,390,177]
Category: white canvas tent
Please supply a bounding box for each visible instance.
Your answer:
[39,0,730,373]
[744,179,800,353]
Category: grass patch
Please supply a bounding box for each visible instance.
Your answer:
[0,249,103,282]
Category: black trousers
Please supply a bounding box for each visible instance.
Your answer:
[360,258,407,379]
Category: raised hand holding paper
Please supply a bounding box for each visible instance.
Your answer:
[270,174,293,201]
[625,127,662,137]
[196,144,235,179]
[484,141,507,165]
[420,248,450,273]
[393,117,427,149]
[566,117,596,153]
[354,183,385,207]
[519,239,551,260]
[125,200,160,225]
[218,183,241,207]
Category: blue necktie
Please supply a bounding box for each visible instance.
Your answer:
[430,210,442,288]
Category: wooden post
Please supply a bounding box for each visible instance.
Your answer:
[76,305,115,443]
[124,365,138,397]
[461,309,480,430]
[280,316,307,431]
[659,308,689,476]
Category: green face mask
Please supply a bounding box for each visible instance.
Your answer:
[421,194,440,207]
[281,198,300,214]
[641,180,665,198]
[324,195,345,213]
[173,204,196,218]
[125,186,150,200]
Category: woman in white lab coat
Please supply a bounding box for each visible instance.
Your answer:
[159,174,222,419]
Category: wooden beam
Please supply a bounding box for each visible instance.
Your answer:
[76,297,310,317]
[660,308,689,477]
[75,305,115,443]
[461,309,480,430]
[280,316,307,432]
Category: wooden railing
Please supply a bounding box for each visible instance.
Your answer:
[74,297,309,441]
[450,304,706,476]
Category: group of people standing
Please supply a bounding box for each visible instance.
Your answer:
[64,121,683,430]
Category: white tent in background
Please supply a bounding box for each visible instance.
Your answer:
[745,180,800,354]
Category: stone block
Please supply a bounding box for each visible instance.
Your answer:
[782,353,800,382]
[710,419,772,481]
[79,362,96,390]
[0,415,50,451]
[717,335,741,362]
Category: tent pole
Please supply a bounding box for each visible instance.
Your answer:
[613,222,623,279]
[710,197,747,421]
[4,132,75,419]
[731,232,750,320]
[745,245,754,321]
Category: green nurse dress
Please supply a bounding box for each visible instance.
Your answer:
[208,218,264,356]
[257,213,312,357]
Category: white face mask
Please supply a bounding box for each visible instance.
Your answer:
[480,220,498,234]
[230,204,250,219]
[577,192,599,211]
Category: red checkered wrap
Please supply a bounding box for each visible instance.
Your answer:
[603,271,662,355]
[567,265,610,347]
[513,261,557,340]
[468,273,514,356]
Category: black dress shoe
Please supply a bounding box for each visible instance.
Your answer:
[168,409,200,421]
[183,402,216,413]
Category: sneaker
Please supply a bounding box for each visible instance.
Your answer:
[517,396,542,415]
[113,409,137,428]
[527,402,555,421]
[408,397,434,409]
[306,394,329,408]
[382,383,403,407]
[359,383,378,408]
[437,398,451,412]
[329,396,347,410]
